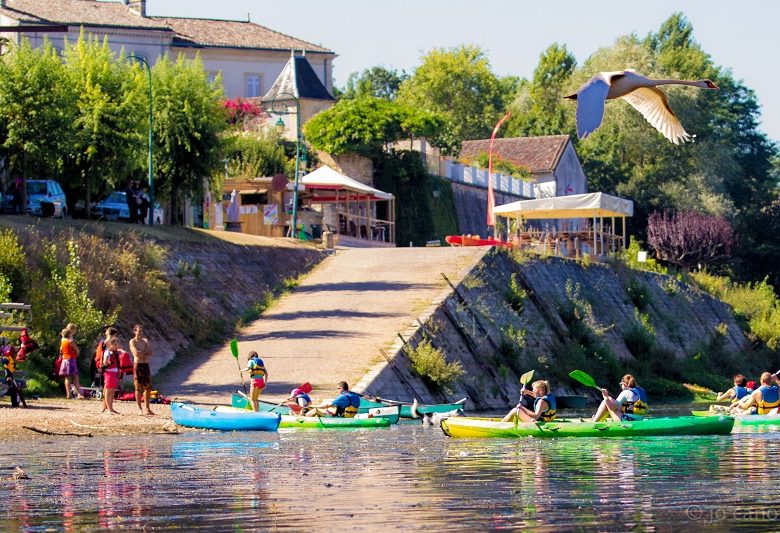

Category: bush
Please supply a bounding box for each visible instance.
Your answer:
[405,338,463,392]
[0,229,28,299]
[505,273,527,313]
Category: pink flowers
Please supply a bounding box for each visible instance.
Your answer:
[224,98,262,126]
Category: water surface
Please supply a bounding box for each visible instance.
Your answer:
[2,409,780,531]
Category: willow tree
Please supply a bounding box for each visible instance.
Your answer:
[151,54,226,224]
[62,31,146,215]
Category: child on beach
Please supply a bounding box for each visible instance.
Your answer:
[59,327,84,400]
[240,351,267,412]
[101,337,122,414]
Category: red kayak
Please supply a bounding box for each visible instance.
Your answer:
[445,235,512,247]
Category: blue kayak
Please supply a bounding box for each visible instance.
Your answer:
[171,402,281,432]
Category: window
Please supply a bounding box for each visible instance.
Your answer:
[245,74,261,98]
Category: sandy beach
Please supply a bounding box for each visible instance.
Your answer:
[0,396,183,442]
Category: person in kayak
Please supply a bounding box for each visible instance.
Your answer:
[716,374,750,402]
[239,351,267,412]
[285,382,313,414]
[592,374,648,422]
[731,372,780,415]
[501,380,556,422]
[305,381,361,417]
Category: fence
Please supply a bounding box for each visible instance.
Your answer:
[420,152,535,199]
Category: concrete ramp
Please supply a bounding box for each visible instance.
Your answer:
[162,247,487,404]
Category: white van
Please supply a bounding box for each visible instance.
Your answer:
[26,179,67,218]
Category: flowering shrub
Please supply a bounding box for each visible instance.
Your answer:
[224,97,263,127]
[647,210,734,271]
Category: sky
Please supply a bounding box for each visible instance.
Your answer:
[150,0,780,142]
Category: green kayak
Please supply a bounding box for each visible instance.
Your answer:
[215,406,392,429]
[441,415,734,438]
[691,410,780,426]
[231,394,403,423]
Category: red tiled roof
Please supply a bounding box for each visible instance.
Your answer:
[157,17,332,53]
[460,135,570,173]
[0,0,169,29]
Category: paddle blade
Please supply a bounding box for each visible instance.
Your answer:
[230,338,239,359]
[569,370,600,390]
[519,370,535,386]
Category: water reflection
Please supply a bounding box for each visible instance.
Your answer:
[2,424,780,530]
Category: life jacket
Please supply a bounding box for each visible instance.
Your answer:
[1,355,14,374]
[102,349,121,372]
[290,388,312,405]
[60,338,77,359]
[621,388,648,415]
[734,386,749,400]
[334,390,361,418]
[757,385,780,415]
[95,341,107,370]
[535,395,556,422]
[118,350,134,373]
[248,356,266,379]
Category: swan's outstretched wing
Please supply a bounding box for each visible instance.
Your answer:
[573,76,610,139]
[622,87,691,144]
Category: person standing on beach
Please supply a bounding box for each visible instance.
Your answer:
[129,324,154,416]
[59,326,84,400]
[101,337,122,414]
[239,351,267,412]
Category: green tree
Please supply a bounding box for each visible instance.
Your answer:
[222,129,288,181]
[62,31,146,214]
[151,54,226,224]
[506,43,577,137]
[0,39,73,182]
[304,96,443,157]
[397,45,505,153]
[341,66,408,100]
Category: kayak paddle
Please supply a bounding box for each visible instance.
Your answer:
[569,369,602,392]
[230,338,247,394]
[519,369,535,389]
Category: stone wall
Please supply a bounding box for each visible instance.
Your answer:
[362,250,750,410]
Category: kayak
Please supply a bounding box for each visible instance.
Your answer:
[445,235,511,248]
[691,410,780,426]
[171,402,281,432]
[555,395,589,409]
[215,406,392,429]
[231,394,401,423]
[440,415,734,438]
[359,397,467,418]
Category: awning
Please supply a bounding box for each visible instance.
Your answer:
[494,192,633,220]
[297,166,393,200]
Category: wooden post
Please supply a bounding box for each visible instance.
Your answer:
[622,216,626,250]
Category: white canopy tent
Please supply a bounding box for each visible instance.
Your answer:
[494,192,634,256]
[293,165,395,244]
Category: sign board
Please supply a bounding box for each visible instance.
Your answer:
[263,204,279,225]
[637,251,648,263]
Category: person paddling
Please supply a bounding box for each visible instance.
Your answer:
[592,374,648,422]
[239,351,268,412]
[731,372,780,415]
[501,380,556,423]
[285,382,313,414]
[716,374,750,403]
[305,381,361,417]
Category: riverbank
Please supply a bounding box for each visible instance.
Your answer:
[0,396,182,442]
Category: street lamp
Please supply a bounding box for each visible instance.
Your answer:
[128,55,155,225]
[269,92,303,239]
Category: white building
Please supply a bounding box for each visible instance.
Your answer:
[0,0,336,99]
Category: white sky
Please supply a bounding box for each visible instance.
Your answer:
[150,0,780,143]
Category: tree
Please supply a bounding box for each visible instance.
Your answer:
[62,31,146,215]
[397,45,506,153]
[341,66,408,100]
[222,129,288,181]
[304,96,443,157]
[0,39,74,183]
[505,43,577,137]
[151,54,226,224]
[647,210,734,270]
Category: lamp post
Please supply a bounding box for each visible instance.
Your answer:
[128,55,154,225]
[270,92,303,239]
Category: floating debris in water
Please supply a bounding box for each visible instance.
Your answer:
[12,467,29,480]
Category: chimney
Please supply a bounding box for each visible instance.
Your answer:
[127,0,147,17]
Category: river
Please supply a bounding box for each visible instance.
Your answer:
[2,406,780,531]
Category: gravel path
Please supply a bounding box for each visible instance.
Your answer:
[159,247,486,405]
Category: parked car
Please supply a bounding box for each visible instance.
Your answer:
[26,180,68,218]
[92,191,164,224]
